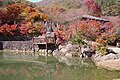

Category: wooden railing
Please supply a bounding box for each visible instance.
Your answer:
[33,35,55,44]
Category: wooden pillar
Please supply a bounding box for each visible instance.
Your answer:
[32,37,35,53]
[46,43,48,56]
[45,36,48,56]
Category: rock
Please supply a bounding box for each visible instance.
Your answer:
[58,56,72,66]
[65,60,72,66]
[83,50,95,57]
[72,46,79,52]
[58,45,65,50]
[48,50,52,54]
[53,50,62,58]
[106,49,117,54]
[113,79,120,80]
[65,43,73,51]
[101,53,118,61]
[60,48,68,53]
[93,53,101,58]
[58,56,67,63]
[92,53,118,62]
[108,47,120,54]
[65,53,72,59]
[96,59,120,70]
[92,52,120,70]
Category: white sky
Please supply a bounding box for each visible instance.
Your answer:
[27,0,42,2]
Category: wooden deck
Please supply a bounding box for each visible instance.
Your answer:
[32,34,56,54]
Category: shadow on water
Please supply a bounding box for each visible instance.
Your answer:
[0,42,3,50]
[0,34,3,50]
[0,51,120,80]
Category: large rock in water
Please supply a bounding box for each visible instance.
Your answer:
[60,48,68,53]
[113,79,120,80]
[53,50,62,58]
[92,53,118,62]
[108,47,120,54]
[59,43,79,53]
[53,43,82,65]
[92,53,120,70]
[96,59,120,70]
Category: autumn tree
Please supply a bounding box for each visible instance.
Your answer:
[0,4,25,25]
[84,0,101,16]
[0,3,47,37]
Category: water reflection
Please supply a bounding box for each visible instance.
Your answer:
[2,51,39,60]
[0,51,120,80]
[58,56,90,67]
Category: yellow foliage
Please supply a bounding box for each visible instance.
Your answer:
[27,12,47,22]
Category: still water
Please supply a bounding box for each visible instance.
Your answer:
[0,51,120,80]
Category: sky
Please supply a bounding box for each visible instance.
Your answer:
[27,0,42,2]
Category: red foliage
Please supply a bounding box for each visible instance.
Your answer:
[19,24,29,35]
[69,20,102,41]
[54,20,102,44]
[54,25,65,45]
[96,22,116,44]
[0,3,48,37]
[0,10,8,24]
[6,4,25,22]
[84,0,101,16]
[0,4,26,24]
[54,20,116,45]
[0,24,18,36]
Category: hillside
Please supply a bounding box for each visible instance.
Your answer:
[35,0,82,8]
[35,0,120,22]
[35,0,87,22]
[0,0,35,7]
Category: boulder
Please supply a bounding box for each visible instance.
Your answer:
[58,43,80,53]
[96,59,120,70]
[92,53,118,62]
[72,46,79,52]
[113,79,120,80]
[53,50,62,58]
[91,51,120,70]
[58,45,65,50]
[108,47,120,54]
[101,53,118,61]
[65,43,73,51]
[60,48,68,53]
[65,53,72,59]
[83,50,95,57]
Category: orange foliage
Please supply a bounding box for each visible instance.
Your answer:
[55,20,117,45]
[69,20,101,41]
[54,25,71,44]
[84,0,101,16]
[28,22,44,35]
[6,4,25,22]
[28,12,47,22]
[95,22,116,44]
[0,3,48,37]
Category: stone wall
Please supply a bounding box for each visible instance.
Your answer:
[2,40,34,51]
[0,35,36,51]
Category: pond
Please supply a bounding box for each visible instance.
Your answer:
[0,51,120,80]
